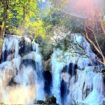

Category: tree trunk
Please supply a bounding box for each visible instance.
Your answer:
[2,0,9,38]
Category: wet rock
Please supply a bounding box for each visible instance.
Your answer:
[8,77,17,86]
[19,37,32,56]
[34,96,59,105]
[20,59,36,70]
[44,59,51,71]
[34,100,45,104]
[45,96,57,104]
[60,79,68,103]
[43,70,52,96]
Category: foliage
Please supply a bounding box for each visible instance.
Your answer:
[1,0,105,65]
[0,0,46,38]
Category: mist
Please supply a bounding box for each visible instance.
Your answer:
[61,0,105,19]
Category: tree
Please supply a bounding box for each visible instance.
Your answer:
[0,0,9,37]
[0,0,46,38]
[84,17,105,65]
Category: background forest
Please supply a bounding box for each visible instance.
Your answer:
[0,0,105,63]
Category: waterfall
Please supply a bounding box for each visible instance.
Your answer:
[51,49,66,104]
[0,35,45,104]
[0,33,104,105]
[51,33,104,105]
[1,35,20,62]
[84,70,104,105]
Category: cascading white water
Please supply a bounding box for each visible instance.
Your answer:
[0,33,104,105]
[83,69,104,105]
[0,35,45,104]
[51,49,66,104]
[51,33,104,105]
[1,35,20,62]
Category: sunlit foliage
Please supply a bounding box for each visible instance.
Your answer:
[0,0,46,38]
